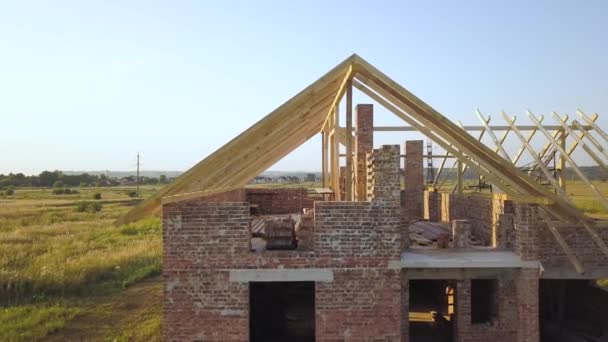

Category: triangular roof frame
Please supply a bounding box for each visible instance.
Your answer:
[117,54,595,228]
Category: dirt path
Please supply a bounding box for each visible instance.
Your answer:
[46,277,162,342]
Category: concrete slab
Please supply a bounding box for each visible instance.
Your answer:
[393,249,540,269]
[229,269,334,283]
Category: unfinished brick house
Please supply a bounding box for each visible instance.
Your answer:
[119,54,608,341]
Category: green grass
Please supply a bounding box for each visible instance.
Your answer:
[0,304,81,341]
[0,185,163,341]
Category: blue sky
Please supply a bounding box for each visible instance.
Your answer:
[1,1,607,174]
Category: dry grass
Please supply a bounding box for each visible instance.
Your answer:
[0,186,162,340]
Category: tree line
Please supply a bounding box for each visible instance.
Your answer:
[0,171,173,188]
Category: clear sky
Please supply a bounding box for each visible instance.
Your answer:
[1,0,607,175]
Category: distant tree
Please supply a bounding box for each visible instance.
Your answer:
[93,192,102,200]
[75,201,102,213]
[5,186,15,196]
[159,175,167,184]
[53,180,64,188]
[127,190,138,198]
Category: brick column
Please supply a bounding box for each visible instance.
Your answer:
[452,219,472,248]
[356,104,374,201]
[404,140,424,222]
[372,145,401,204]
[428,189,442,222]
[514,203,542,261]
[401,273,410,342]
[516,269,540,342]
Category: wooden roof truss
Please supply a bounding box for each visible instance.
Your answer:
[117,54,607,275]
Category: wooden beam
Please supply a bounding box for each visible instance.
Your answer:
[322,130,328,187]
[528,111,608,211]
[332,105,340,200]
[558,129,567,191]
[448,119,497,193]
[354,65,581,221]
[185,90,338,193]
[434,116,490,188]
[345,79,353,201]
[502,112,573,205]
[476,110,510,160]
[552,112,608,178]
[371,125,592,132]
[457,160,464,194]
[321,64,354,132]
[512,115,546,165]
[572,120,608,161]
[566,113,599,156]
[211,103,334,190]
[117,54,358,224]
[578,109,608,143]
[352,78,517,196]
[354,71,537,197]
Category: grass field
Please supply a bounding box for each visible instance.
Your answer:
[0,181,606,341]
[0,186,163,341]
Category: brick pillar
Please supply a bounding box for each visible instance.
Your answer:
[427,189,442,222]
[454,280,471,341]
[401,273,410,342]
[366,151,375,201]
[372,145,401,204]
[516,269,540,342]
[339,166,346,201]
[404,140,424,222]
[514,203,541,261]
[452,219,472,248]
[355,104,374,201]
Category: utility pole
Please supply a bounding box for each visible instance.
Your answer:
[136,152,140,197]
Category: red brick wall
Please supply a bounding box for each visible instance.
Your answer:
[163,188,405,340]
[516,269,540,342]
[427,189,441,222]
[163,200,250,341]
[245,188,315,215]
[316,269,402,341]
[445,194,515,247]
[449,194,496,246]
[537,224,608,269]
[355,104,374,201]
[196,188,247,202]
[164,270,248,342]
[404,140,424,222]
[314,201,403,266]
[454,278,518,342]
[513,203,541,261]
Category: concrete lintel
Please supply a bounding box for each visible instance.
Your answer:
[542,266,608,279]
[404,268,519,280]
[397,249,539,269]
[229,269,334,283]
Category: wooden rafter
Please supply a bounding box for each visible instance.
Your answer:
[578,110,608,143]
[552,112,608,177]
[477,110,510,160]
[572,119,608,160]
[352,78,517,196]
[118,54,602,227]
[502,112,573,205]
[527,111,608,212]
